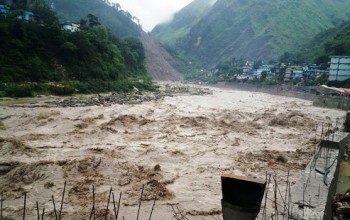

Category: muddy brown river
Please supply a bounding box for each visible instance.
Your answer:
[0,82,345,219]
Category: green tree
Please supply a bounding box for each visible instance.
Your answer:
[79,18,87,29]
[87,13,100,27]
[119,37,145,71]
[260,71,267,81]
[12,0,27,9]
[32,4,59,27]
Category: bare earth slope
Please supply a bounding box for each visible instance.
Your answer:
[0,83,344,219]
[141,33,184,81]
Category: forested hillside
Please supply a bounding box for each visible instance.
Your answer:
[0,0,151,97]
[152,0,216,47]
[152,0,350,68]
[297,20,350,64]
[48,0,141,37]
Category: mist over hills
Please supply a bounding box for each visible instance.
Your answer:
[151,0,350,68]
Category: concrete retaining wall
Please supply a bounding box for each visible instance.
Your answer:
[313,96,350,111]
[220,82,316,101]
[220,82,350,111]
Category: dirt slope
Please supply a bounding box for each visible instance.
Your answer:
[141,32,184,81]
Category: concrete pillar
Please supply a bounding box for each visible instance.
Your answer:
[221,174,266,220]
[344,112,350,132]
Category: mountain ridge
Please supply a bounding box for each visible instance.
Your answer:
[152,0,350,68]
[151,0,216,47]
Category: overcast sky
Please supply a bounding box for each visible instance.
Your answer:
[110,0,193,32]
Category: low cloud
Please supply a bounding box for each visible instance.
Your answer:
[111,0,193,31]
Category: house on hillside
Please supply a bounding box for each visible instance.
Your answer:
[61,23,80,32]
[329,56,350,82]
[24,11,35,21]
[0,4,9,18]
[242,61,253,74]
[17,11,36,22]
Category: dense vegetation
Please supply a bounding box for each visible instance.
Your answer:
[152,0,350,68]
[0,0,152,97]
[296,20,350,64]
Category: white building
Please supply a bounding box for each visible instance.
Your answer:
[329,56,350,81]
[61,23,80,32]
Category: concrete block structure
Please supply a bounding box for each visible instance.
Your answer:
[289,132,349,220]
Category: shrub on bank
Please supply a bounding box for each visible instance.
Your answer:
[261,79,280,86]
[48,82,75,96]
[0,79,157,97]
[4,84,34,97]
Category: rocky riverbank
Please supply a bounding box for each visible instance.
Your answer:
[7,83,213,108]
